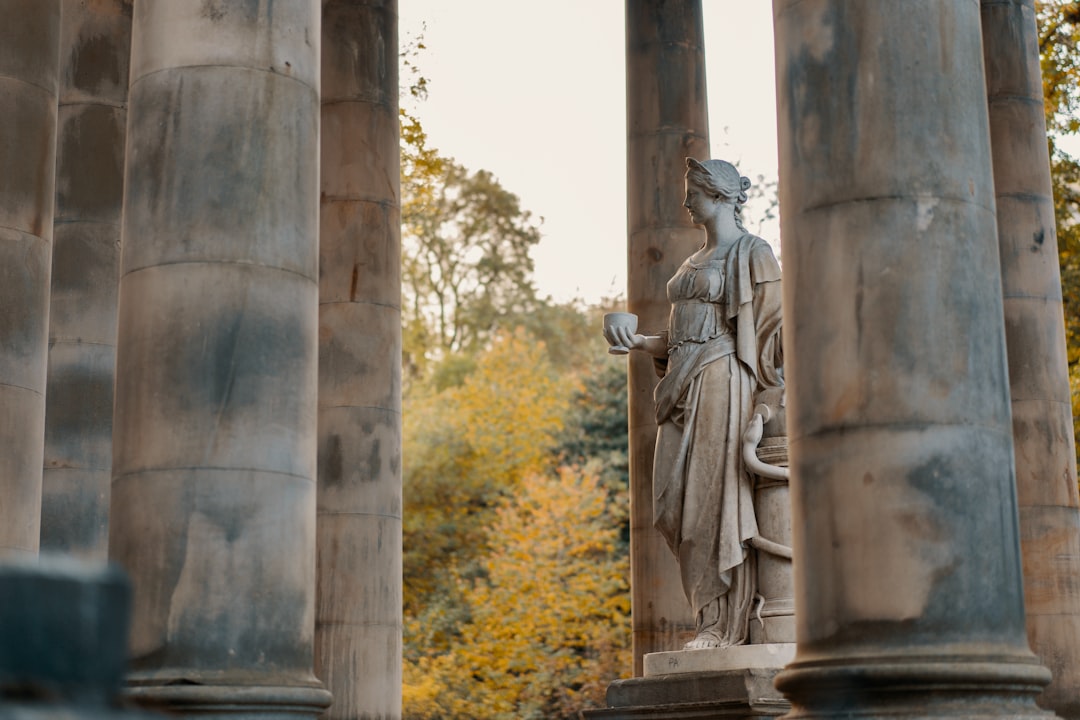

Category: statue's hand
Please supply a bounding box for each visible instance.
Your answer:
[607,325,645,351]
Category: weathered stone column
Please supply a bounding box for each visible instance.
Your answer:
[0,0,61,558]
[317,2,402,719]
[109,2,330,717]
[625,0,707,674]
[40,0,131,560]
[774,1,1052,716]
[982,2,1080,716]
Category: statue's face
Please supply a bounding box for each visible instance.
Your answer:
[683,178,716,226]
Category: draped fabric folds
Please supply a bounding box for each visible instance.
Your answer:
[652,233,783,645]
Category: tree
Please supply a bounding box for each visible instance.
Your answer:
[401,157,543,372]
[1037,1,1080,456]
[402,330,576,619]
[403,466,630,720]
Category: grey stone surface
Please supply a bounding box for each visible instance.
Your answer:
[108,2,328,717]
[41,0,131,561]
[624,0,708,672]
[774,0,1053,715]
[0,0,61,558]
[643,643,794,677]
[982,1,1080,716]
[583,667,788,719]
[316,4,403,718]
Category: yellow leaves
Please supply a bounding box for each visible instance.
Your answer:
[404,466,630,719]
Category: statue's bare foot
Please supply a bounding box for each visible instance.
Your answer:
[684,629,728,650]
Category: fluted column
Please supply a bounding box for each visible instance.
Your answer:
[109,2,330,716]
[40,0,131,560]
[317,2,402,719]
[0,0,62,558]
[625,0,707,674]
[982,2,1080,716]
[774,1,1052,716]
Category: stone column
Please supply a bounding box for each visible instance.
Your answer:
[774,1,1052,716]
[625,0,708,674]
[0,0,61,559]
[40,0,131,560]
[108,2,330,717]
[982,2,1080,716]
[316,2,402,719]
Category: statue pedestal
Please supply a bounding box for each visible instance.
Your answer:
[583,644,794,719]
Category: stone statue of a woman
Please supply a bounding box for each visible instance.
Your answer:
[605,158,783,649]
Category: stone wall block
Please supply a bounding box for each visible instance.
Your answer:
[989,100,1060,197]
[319,200,401,307]
[57,0,131,106]
[1027,612,1080,718]
[315,514,401,627]
[313,623,401,720]
[995,195,1063,299]
[122,68,319,279]
[1003,299,1070,399]
[318,301,400,411]
[129,0,318,89]
[1018,505,1080,617]
[48,222,120,345]
[0,1,61,89]
[0,81,58,236]
[39,468,110,556]
[321,100,399,204]
[44,341,114,472]
[624,0,707,138]
[113,264,318,479]
[981,1,1042,99]
[317,406,401,517]
[0,229,51,390]
[110,469,317,681]
[321,0,397,106]
[783,200,1009,436]
[0,384,46,554]
[1010,399,1078,508]
[54,103,126,224]
[626,134,709,238]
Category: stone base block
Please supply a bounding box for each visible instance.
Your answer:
[582,667,789,719]
[644,643,795,677]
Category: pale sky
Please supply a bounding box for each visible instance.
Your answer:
[398,1,780,305]
[398,2,1080,305]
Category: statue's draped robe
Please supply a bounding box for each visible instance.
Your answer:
[653,233,783,644]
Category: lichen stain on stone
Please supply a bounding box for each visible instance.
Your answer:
[71,32,122,95]
[200,0,226,22]
[840,473,954,623]
[803,2,835,63]
[915,196,938,233]
[322,434,344,487]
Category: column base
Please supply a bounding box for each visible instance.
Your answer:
[126,684,332,720]
[776,654,1055,719]
[584,645,795,719]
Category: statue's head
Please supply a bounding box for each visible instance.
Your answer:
[685,158,753,230]
[684,158,752,204]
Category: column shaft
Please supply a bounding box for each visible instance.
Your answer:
[109,2,330,716]
[0,0,61,558]
[625,0,707,673]
[317,2,403,719]
[774,0,1051,715]
[982,2,1080,716]
[41,0,131,560]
